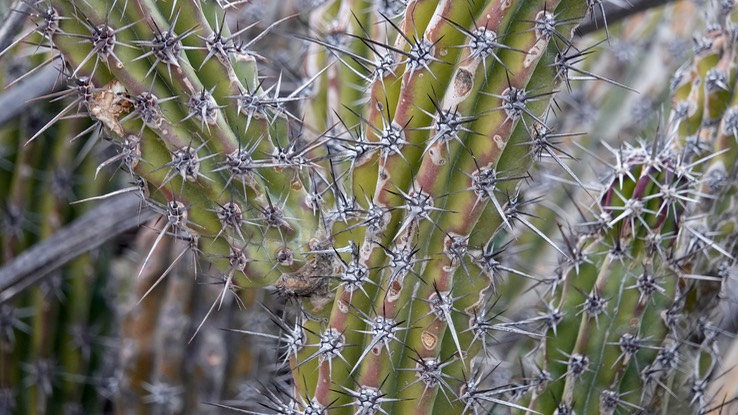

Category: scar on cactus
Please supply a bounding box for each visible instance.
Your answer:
[275,237,338,301]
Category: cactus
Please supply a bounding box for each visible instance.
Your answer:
[0,49,119,414]
[4,0,738,414]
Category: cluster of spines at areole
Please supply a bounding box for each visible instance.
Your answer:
[2,0,738,414]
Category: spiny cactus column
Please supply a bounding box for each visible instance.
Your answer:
[520,3,738,414]
[0,61,118,414]
[291,0,594,413]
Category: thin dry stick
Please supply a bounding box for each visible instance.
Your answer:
[0,0,30,52]
[576,0,675,36]
[0,193,154,303]
[0,64,62,127]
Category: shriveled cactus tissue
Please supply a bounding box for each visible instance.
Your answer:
[1,0,738,414]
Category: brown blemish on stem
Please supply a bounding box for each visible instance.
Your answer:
[491,134,505,150]
[524,39,546,68]
[274,241,336,299]
[337,298,349,313]
[454,68,474,98]
[429,146,446,166]
[421,330,437,350]
[387,279,403,303]
[89,80,130,136]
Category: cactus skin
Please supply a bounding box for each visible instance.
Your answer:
[4,0,738,414]
[522,4,738,414]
